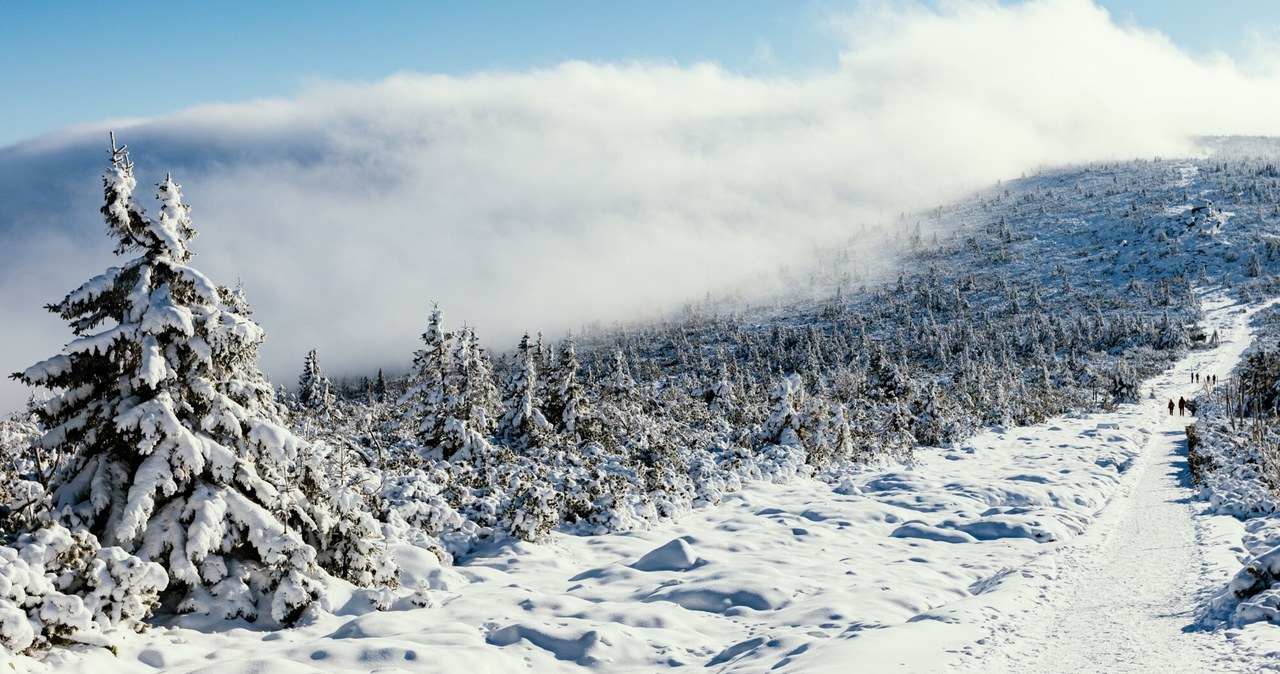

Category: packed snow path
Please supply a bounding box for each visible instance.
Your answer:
[1031,419,1224,673]
[969,293,1272,673]
[25,294,1278,673]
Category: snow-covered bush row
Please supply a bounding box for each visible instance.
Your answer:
[1193,304,1280,626]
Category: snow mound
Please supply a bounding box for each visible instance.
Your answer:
[940,507,1084,543]
[329,611,420,640]
[630,538,703,572]
[645,578,790,613]
[890,521,979,544]
[486,619,647,667]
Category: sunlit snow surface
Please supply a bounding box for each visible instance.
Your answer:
[9,292,1276,673]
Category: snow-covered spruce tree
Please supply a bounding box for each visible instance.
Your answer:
[497,334,551,453]
[488,335,557,541]
[1155,309,1192,351]
[797,391,833,466]
[297,349,334,417]
[533,332,551,406]
[910,379,958,447]
[460,326,501,437]
[402,306,451,455]
[543,334,596,439]
[12,140,325,624]
[705,360,739,420]
[825,403,857,463]
[438,326,499,461]
[758,374,803,448]
[600,348,641,413]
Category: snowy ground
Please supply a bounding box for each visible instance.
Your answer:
[14,292,1280,673]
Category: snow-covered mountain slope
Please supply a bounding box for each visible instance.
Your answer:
[11,139,1280,671]
[19,292,1275,673]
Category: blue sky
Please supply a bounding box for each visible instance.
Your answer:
[3,0,1279,149]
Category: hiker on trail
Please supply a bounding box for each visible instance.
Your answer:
[1168,399,1175,415]
[1178,397,1187,416]
[1213,374,1217,385]
[1195,373,1200,383]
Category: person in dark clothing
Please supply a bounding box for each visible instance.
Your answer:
[1178,397,1187,416]
[1195,373,1200,383]
[1168,399,1175,415]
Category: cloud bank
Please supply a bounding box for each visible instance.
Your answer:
[3,0,1280,412]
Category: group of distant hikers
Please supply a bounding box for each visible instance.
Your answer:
[1166,372,1217,416]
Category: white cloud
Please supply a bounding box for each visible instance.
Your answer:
[4,0,1280,412]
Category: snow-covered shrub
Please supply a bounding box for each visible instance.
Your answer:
[296,440,399,588]
[506,483,560,543]
[0,523,165,655]
[0,411,47,538]
[380,467,467,561]
[1213,544,1280,624]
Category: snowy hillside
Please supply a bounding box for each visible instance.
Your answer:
[8,138,1280,671]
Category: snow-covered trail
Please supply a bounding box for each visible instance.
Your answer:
[27,293,1280,674]
[968,293,1273,673]
[1031,421,1223,673]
